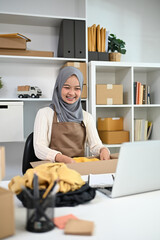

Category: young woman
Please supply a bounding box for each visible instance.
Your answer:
[33,66,110,163]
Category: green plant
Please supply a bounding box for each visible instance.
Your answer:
[108,33,126,54]
[0,77,3,89]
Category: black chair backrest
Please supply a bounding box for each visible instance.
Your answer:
[22,132,40,174]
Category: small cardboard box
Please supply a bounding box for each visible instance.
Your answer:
[63,62,87,84]
[98,130,129,144]
[0,146,5,181]
[81,84,87,99]
[0,37,26,49]
[96,84,123,105]
[0,188,15,239]
[98,117,123,131]
[17,85,30,91]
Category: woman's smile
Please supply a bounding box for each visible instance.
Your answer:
[61,75,81,104]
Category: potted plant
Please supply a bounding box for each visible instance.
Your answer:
[0,77,3,89]
[108,33,126,61]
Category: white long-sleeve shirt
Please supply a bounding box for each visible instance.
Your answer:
[33,107,105,162]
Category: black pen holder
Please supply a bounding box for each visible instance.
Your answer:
[26,195,55,233]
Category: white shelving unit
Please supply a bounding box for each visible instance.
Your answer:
[0,0,87,141]
[88,61,160,153]
[0,0,87,179]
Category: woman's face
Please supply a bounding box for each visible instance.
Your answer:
[61,75,81,104]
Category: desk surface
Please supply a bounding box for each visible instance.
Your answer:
[1,181,160,240]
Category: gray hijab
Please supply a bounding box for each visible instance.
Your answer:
[50,66,84,123]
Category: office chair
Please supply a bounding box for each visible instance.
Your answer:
[22,132,41,174]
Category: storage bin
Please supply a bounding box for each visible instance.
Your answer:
[98,117,123,131]
[98,130,129,144]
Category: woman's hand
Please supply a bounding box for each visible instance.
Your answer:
[100,148,110,160]
[55,153,75,163]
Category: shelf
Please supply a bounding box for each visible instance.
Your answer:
[0,0,88,140]
[91,61,132,67]
[96,104,132,108]
[89,61,160,145]
[0,98,52,102]
[91,61,160,68]
[0,98,87,102]
[0,55,86,64]
[0,12,86,27]
[134,65,160,72]
[134,104,160,108]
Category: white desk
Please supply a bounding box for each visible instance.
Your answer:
[1,181,160,240]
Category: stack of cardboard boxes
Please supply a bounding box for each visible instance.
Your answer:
[98,117,129,144]
[0,147,15,239]
[96,82,129,144]
[63,62,87,99]
[0,33,54,57]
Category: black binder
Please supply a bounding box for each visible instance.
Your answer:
[74,20,86,58]
[58,19,74,58]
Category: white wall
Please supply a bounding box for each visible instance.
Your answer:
[87,0,160,63]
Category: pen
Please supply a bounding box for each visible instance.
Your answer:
[22,186,33,200]
[41,181,58,209]
[33,173,39,199]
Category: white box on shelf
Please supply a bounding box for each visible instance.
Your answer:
[0,102,24,142]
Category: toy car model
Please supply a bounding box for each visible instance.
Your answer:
[17,85,42,98]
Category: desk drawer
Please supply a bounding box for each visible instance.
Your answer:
[0,102,23,142]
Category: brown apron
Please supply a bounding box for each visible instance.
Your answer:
[49,111,86,157]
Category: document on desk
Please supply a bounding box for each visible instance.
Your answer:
[89,173,115,188]
[81,175,88,182]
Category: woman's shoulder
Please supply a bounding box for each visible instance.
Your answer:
[37,107,54,117]
[82,110,93,121]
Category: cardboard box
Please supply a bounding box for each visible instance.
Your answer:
[0,49,54,57]
[81,84,87,99]
[98,117,123,131]
[66,159,118,175]
[17,85,30,91]
[63,62,87,84]
[98,130,129,144]
[96,84,123,105]
[0,147,5,181]
[0,188,15,239]
[30,153,118,176]
[0,37,26,50]
[0,33,31,41]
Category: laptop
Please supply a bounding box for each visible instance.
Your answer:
[98,140,160,198]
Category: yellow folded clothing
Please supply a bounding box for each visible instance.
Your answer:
[8,162,85,197]
[73,157,99,163]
